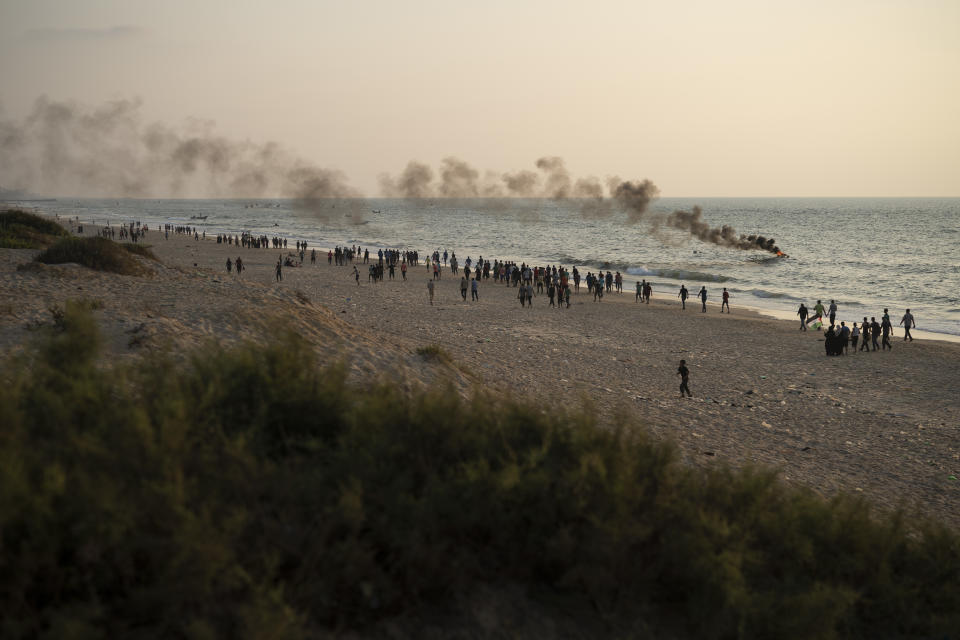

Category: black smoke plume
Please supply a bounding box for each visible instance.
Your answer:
[662,206,783,255]
[613,179,660,224]
[378,161,433,198]
[501,169,539,196]
[438,157,480,197]
[534,156,572,198]
[0,96,358,219]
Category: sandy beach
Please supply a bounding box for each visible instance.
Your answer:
[2,221,958,526]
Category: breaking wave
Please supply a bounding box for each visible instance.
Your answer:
[746,288,796,300]
[625,267,731,283]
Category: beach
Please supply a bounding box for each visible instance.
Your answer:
[2,223,958,526]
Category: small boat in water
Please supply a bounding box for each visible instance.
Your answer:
[190,215,208,220]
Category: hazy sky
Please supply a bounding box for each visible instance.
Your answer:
[1,0,958,196]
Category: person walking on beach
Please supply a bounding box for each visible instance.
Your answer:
[471,277,479,301]
[860,317,871,351]
[518,284,527,307]
[548,283,556,307]
[850,322,860,353]
[527,283,534,307]
[427,279,434,305]
[871,317,881,351]
[275,260,283,282]
[677,360,692,398]
[226,257,232,273]
[811,300,825,325]
[881,315,893,350]
[644,281,652,304]
[797,303,808,330]
[679,285,688,310]
[900,309,915,341]
[828,300,838,326]
[564,285,570,308]
[235,256,243,276]
[699,286,708,312]
[460,276,468,301]
[721,288,730,313]
[636,281,642,302]
[354,265,360,285]
[401,261,407,280]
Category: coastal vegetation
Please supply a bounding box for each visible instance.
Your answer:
[416,343,453,364]
[0,209,69,248]
[35,235,156,275]
[1,302,958,638]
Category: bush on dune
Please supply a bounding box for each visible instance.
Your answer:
[0,209,69,248]
[34,236,153,275]
[0,305,958,638]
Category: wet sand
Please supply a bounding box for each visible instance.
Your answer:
[2,223,958,526]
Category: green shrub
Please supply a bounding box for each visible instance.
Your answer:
[416,343,452,363]
[121,242,158,261]
[0,209,69,248]
[0,308,957,638]
[34,236,149,275]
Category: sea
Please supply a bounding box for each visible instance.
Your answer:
[10,196,960,339]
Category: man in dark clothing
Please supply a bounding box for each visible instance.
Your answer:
[881,316,893,350]
[860,317,871,351]
[797,303,808,330]
[677,360,692,397]
[825,326,838,356]
[871,318,881,351]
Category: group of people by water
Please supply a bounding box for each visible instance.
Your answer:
[211,234,925,361]
[796,300,917,356]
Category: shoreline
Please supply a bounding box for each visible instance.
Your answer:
[30,205,960,343]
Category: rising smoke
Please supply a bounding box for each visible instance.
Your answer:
[1,97,783,253]
[379,157,783,254]
[663,206,782,254]
[0,96,358,219]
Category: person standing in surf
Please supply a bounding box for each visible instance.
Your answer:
[679,284,688,310]
[699,286,708,312]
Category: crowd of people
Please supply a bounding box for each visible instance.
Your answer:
[796,300,916,356]
[64,216,930,400]
[222,239,922,359]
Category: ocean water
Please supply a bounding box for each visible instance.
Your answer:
[13,196,960,337]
